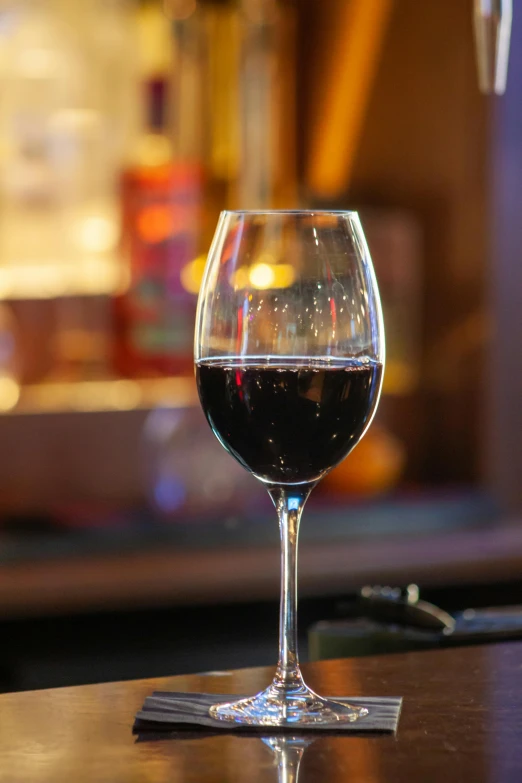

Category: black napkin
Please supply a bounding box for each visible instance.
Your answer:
[134,691,402,734]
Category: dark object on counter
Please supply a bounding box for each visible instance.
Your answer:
[134,691,402,734]
[309,584,522,661]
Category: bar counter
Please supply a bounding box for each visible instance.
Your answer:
[1,640,522,781]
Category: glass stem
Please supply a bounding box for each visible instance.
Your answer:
[277,744,306,783]
[268,483,315,692]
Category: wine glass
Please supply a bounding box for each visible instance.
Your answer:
[195,210,384,726]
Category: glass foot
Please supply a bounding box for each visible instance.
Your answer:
[209,681,368,727]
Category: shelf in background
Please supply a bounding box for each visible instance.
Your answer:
[0,257,123,300]
[0,376,198,415]
[0,519,518,619]
[0,369,415,416]
[0,491,505,618]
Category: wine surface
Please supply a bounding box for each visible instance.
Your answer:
[196,358,383,485]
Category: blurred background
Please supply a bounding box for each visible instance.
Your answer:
[0,0,520,691]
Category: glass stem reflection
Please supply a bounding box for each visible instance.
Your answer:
[268,483,315,692]
[262,737,312,783]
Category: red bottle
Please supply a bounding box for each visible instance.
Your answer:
[114,78,202,377]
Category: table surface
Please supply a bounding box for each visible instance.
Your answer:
[2,641,522,782]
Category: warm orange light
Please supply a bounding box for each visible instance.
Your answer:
[231,267,250,290]
[0,260,120,299]
[0,378,20,411]
[75,216,119,253]
[137,205,175,244]
[6,377,197,416]
[180,254,207,294]
[307,0,392,197]
[231,263,296,290]
[249,263,276,289]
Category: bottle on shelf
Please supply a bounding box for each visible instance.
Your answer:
[114,0,298,379]
[114,73,203,378]
[235,0,297,209]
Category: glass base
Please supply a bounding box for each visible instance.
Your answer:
[209,680,369,727]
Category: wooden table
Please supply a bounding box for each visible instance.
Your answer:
[1,641,522,782]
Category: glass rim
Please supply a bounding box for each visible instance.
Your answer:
[221,209,359,217]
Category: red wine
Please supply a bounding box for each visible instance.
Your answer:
[196,358,383,485]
